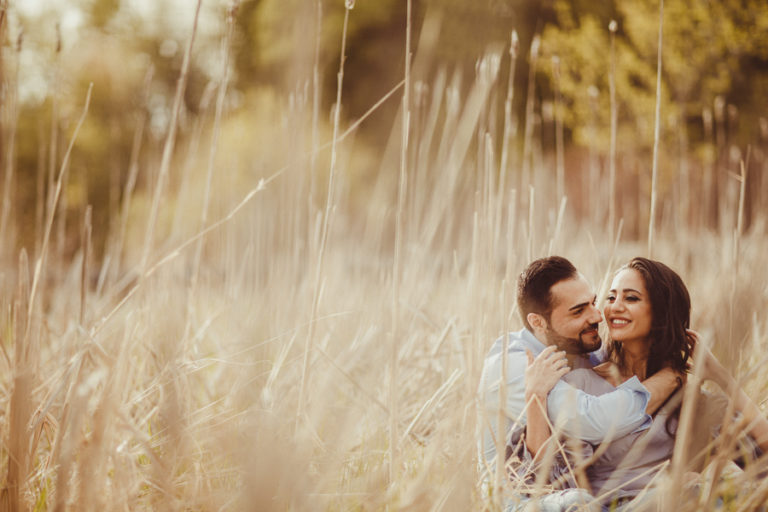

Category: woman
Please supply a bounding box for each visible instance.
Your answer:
[527,257,768,509]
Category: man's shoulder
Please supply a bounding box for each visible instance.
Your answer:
[486,328,540,357]
[480,329,535,381]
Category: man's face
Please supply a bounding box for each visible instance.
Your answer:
[543,275,603,354]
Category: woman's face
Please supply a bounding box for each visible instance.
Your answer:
[604,268,653,344]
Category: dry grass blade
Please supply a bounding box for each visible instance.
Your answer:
[140,0,203,271]
[608,20,618,242]
[389,0,413,486]
[2,250,31,512]
[28,83,92,332]
[647,0,664,257]
[297,0,353,430]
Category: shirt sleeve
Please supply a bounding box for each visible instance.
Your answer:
[479,348,529,472]
[503,426,594,489]
[479,346,592,487]
[547,376,652,444]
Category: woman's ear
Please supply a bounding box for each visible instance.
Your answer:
[527,312,547,332]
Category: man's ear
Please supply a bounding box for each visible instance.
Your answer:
[527,312,547,332]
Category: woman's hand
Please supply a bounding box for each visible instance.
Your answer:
[525,345,570,398]
[687,329,768,453]
[687,329,728,385]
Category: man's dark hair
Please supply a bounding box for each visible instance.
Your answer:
[517,256,579,330]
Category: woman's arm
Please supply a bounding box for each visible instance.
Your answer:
[524,346,570,457]
[694,339,768,451]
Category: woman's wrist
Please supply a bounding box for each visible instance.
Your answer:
[525,390,548,402]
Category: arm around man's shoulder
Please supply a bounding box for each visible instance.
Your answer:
[546,371,653,444]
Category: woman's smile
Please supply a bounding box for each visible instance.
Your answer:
[604,268,652,343]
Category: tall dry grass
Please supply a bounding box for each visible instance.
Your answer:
[0,4,767,511]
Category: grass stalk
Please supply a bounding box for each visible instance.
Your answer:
[647,0,663,257]
[3,250,31,512]
[496,31,518,250]
[0,30,19,254]
[297,0,353,428]
[34,121,46,260]
[169,82,216,241]
[552,56,565,205]
[521,36,540,194]
[734,156,748,263]
[608,20,618,243]
[389,0,412,486]
[494,331,509,508]
[44,26,62,263]
[27,83,92,336]
[80,205,92,326]
[140,0,203,271]
[547,196,567,255]
[527,185,534,261]
[110,66,153,289]
[309,0,323,213]
[188,3,235,316]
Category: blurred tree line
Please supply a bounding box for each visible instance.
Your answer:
[1,0,767,262]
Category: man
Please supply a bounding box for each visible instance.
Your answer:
[478,256,682,511]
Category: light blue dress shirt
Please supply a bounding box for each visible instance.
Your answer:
[478,328,652,484]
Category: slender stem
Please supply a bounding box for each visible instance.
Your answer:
[552,56,565,205]
[309,0,323,214]
[609,20,618,243]
[189,3,235,298]
[735,155,748,263]
[80,206,92,326]
[496,31,518,251]
[389,0,412,486]
[297,1,352,428]
[113,67,153,284]
[141,0,203,271]
[527,185,534,261]
[647,0,663,257]
[0,31,19,251]
[521,36,539,195]
[28,83,92,336]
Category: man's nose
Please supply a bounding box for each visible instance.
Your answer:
[588,304,603,324]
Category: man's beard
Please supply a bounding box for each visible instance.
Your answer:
[544,323,602,355]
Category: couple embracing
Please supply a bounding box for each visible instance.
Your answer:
[479,256,768,511]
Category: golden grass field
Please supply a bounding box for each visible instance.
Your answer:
[2,2,768,511]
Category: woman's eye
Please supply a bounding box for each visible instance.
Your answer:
[626,296,639,302]
[606,295,615,303]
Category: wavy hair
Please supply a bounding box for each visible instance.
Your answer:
[607,257,694,435]
[607,257,693,378]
